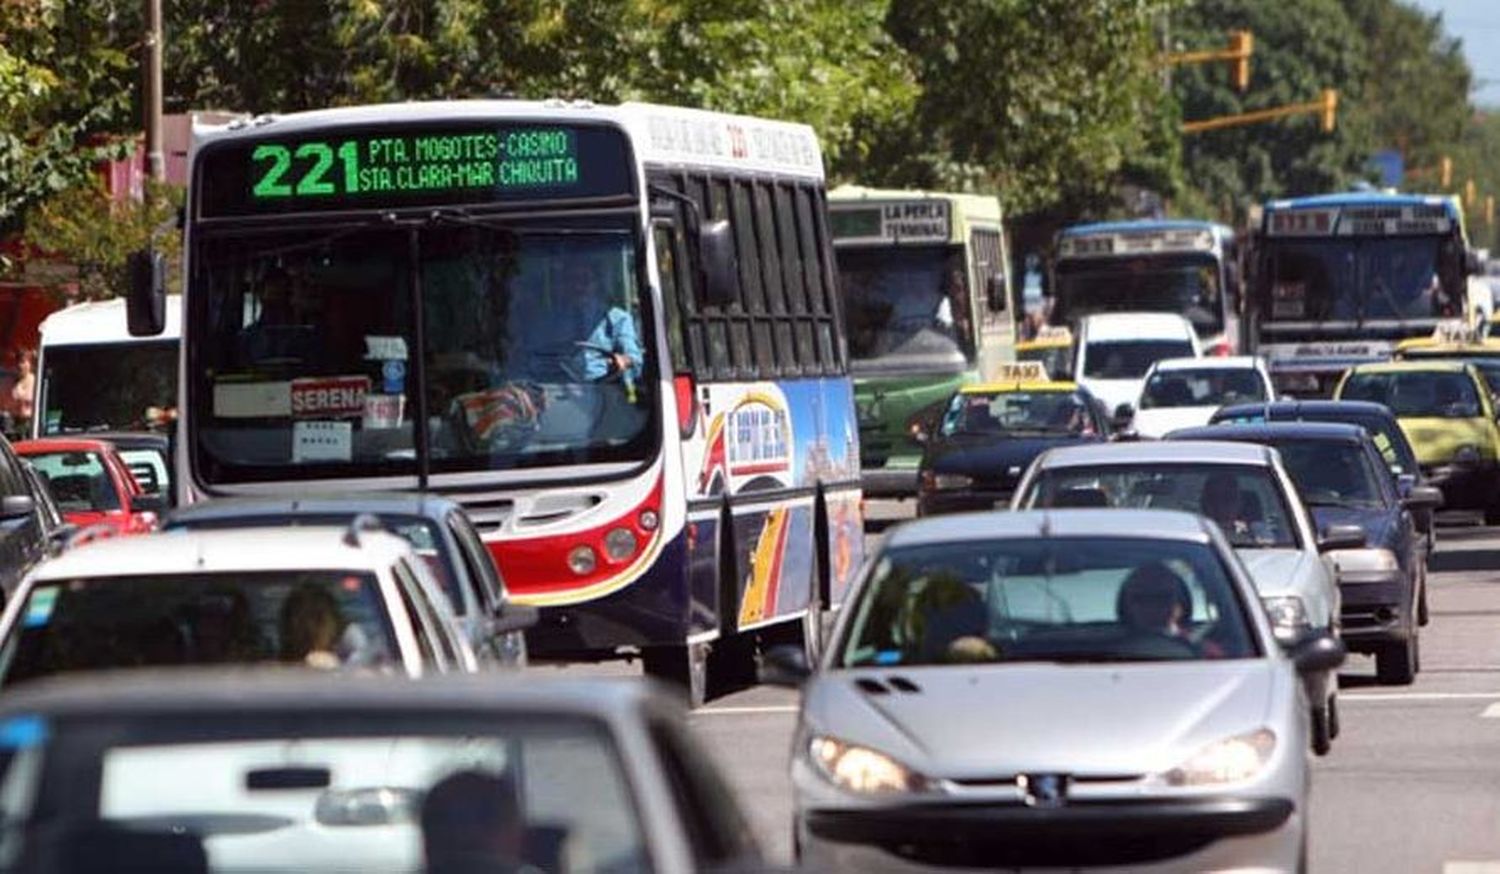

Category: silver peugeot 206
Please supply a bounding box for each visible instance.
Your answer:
[765,509,1343,873]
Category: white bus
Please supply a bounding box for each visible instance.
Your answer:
[127,100,865,703]
[35,297,181,437]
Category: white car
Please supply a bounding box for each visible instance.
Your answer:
[0,520,477,687]
[1074,312,1201,417]
[1131,356,1275,439]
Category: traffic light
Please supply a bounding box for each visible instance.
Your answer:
[1441,156,1453,188]
[1229,30,1253,92]
[1319,89,1338,133]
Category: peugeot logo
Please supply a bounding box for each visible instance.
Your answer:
[1019,773,1069,808]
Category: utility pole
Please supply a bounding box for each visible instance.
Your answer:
[143,0,164,182]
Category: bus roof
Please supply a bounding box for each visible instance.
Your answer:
[828,185,1002,220]
[1260,191,1462,239]
[1264,191,1459,215]
[39,297,182,346]
[1058,219,1229,237]
[192,99,826,181]
[1054,219,1231,259]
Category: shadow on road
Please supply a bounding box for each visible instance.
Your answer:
[1430,549,1500,574]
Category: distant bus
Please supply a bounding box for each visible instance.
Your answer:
[1051,219,1241,355]
[1249,193,1478,396]
[829,187,1015,496]
[128,100,865,704]
[35,297,181,437]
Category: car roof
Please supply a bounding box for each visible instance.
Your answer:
[1034,439,1274,468]
[883,508,1214,550]
[1170,421,1367,443]
[960,381,1078,395]
[168,493,458,527]
[1079,312,1194,341]
[81,431,170,449]
[0,668,668,723]
[1347,360,1471,374]
[1150,356,1259,372]
[29,526,415,581]
[13,438,115,455]
[1214,400,1395,422]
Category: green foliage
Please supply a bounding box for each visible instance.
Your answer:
[22,181,184,301]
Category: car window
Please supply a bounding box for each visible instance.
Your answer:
[397,559,461,669]
[1269,439,1387,509]
[939,391,1098,438]
[0,712,653,874]
[840,536,1258,668]
[1139,368,1267,409]
[1023,464,1298,548]
[0,571,398,687]
[391,563,444,669]
[21,451,121,512]
[0,443,30,497]
[115,448,170,498]
[1340,370,1482,418]
[447,510,506,607]
[1082,340,1194,379]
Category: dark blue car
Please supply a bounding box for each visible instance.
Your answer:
[1168,422,1442,685]
[1210,400,1436,556]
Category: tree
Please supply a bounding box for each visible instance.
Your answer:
[22,181,184,301]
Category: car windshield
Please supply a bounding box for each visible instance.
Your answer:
[938,391,1097,438]
[22,450,120,512]
[0,712,649,874]
[837,245,972,373]
[1082,340,1194,379]
[38,340,178,435]
[1020,464,1298,548]
[191,217,654,484]
[1053,254,1224,336]
[1339,370,1482,418]
[840,536,1257,667]
[0,571,399,687]
[1261,238,1456,322]
[1139,368,1267,409]
[1017,344,1072,381]
[1267,440,1387,510]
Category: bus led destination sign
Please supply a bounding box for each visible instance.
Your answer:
[198,122,633,217]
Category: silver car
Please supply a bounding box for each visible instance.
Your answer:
[1011,440,1349,754]
[765,509,1343,872]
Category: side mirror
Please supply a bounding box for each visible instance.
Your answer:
[698,220,738,308]
[126,249,167,337]
[758,643,811,688]
[490,601,539,635]
[1395,472,1416,495]
[986,273,1008,313]
[1111,403,1135,431]
[1402,485,1444,510]
[0,495,34,520]
[1286,629,1346,676]
[1317,523,1366,552]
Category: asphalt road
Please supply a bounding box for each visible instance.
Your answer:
[684,501,1500,872]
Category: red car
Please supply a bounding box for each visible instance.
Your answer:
[13,438,163,536]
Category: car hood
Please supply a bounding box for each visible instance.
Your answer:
[1235,548,1315,600]
[804,661,1280,779]
[1309,505,1396,549]
[1132,406,1220,439]
[926,435,1094,477]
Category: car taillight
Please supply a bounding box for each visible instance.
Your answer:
[674,374,698,438]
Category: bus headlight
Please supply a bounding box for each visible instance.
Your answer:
[604,527,638,562]
[567,545,597,575]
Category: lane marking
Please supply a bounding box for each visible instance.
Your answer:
[1482,702,1500,719]
[1443,863,1500,874]
[1342,691,1500,702]
[693,705,799,716]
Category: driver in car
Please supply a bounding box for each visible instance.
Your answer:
[1117,561,1225,657]
[1200,472,1257,541]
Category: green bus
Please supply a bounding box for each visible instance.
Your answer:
[829,186,1018,497]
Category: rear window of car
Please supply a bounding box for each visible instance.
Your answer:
[0,571,400,687]
[1082,340,1194,379]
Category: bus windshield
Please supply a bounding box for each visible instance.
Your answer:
[837,245,972,373]
[1054,254,1224,337]
[191,215,655,483]
[1261,237,1455,322]
[39,341,178,435]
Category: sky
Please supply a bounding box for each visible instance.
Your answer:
[1409,0,1500,106]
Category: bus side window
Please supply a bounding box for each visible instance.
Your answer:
[653,222,693,374]
[972,229,1007,317]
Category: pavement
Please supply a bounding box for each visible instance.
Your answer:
[682,502,1500,871]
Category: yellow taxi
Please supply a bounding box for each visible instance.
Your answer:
[1015,325,1073,381]
[1335,359,1500,522]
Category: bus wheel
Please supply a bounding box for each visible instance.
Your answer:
[642,642,709,709]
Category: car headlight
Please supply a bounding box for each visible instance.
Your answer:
[1454,444,1482,465]
[1161,729,1276,787]
[1326,547,1399,574]
[809,736,931,795]
[1261,596,1309,639]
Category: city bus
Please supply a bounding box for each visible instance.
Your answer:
[1050,219,1241,355]
[1249,192,1479,396]
[828,186,1015,496]
[35,296,181,437]
[126,100,865,704]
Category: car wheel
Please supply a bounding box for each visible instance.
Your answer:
[1418,572,1430,627]
[1311,705,1331,756]
[1376,638,1417,685]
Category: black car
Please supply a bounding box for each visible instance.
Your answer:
[916,382,1110,516]
[165,493,536,666]
[0,435,68,601]
[1169,422,1441,684]
[92,431,174,507]
[1211,400,1437,556]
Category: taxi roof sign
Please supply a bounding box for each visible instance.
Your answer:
[994,361,1049,383]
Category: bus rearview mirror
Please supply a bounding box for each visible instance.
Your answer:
[126,249,167,337]
[698,220,738,308]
